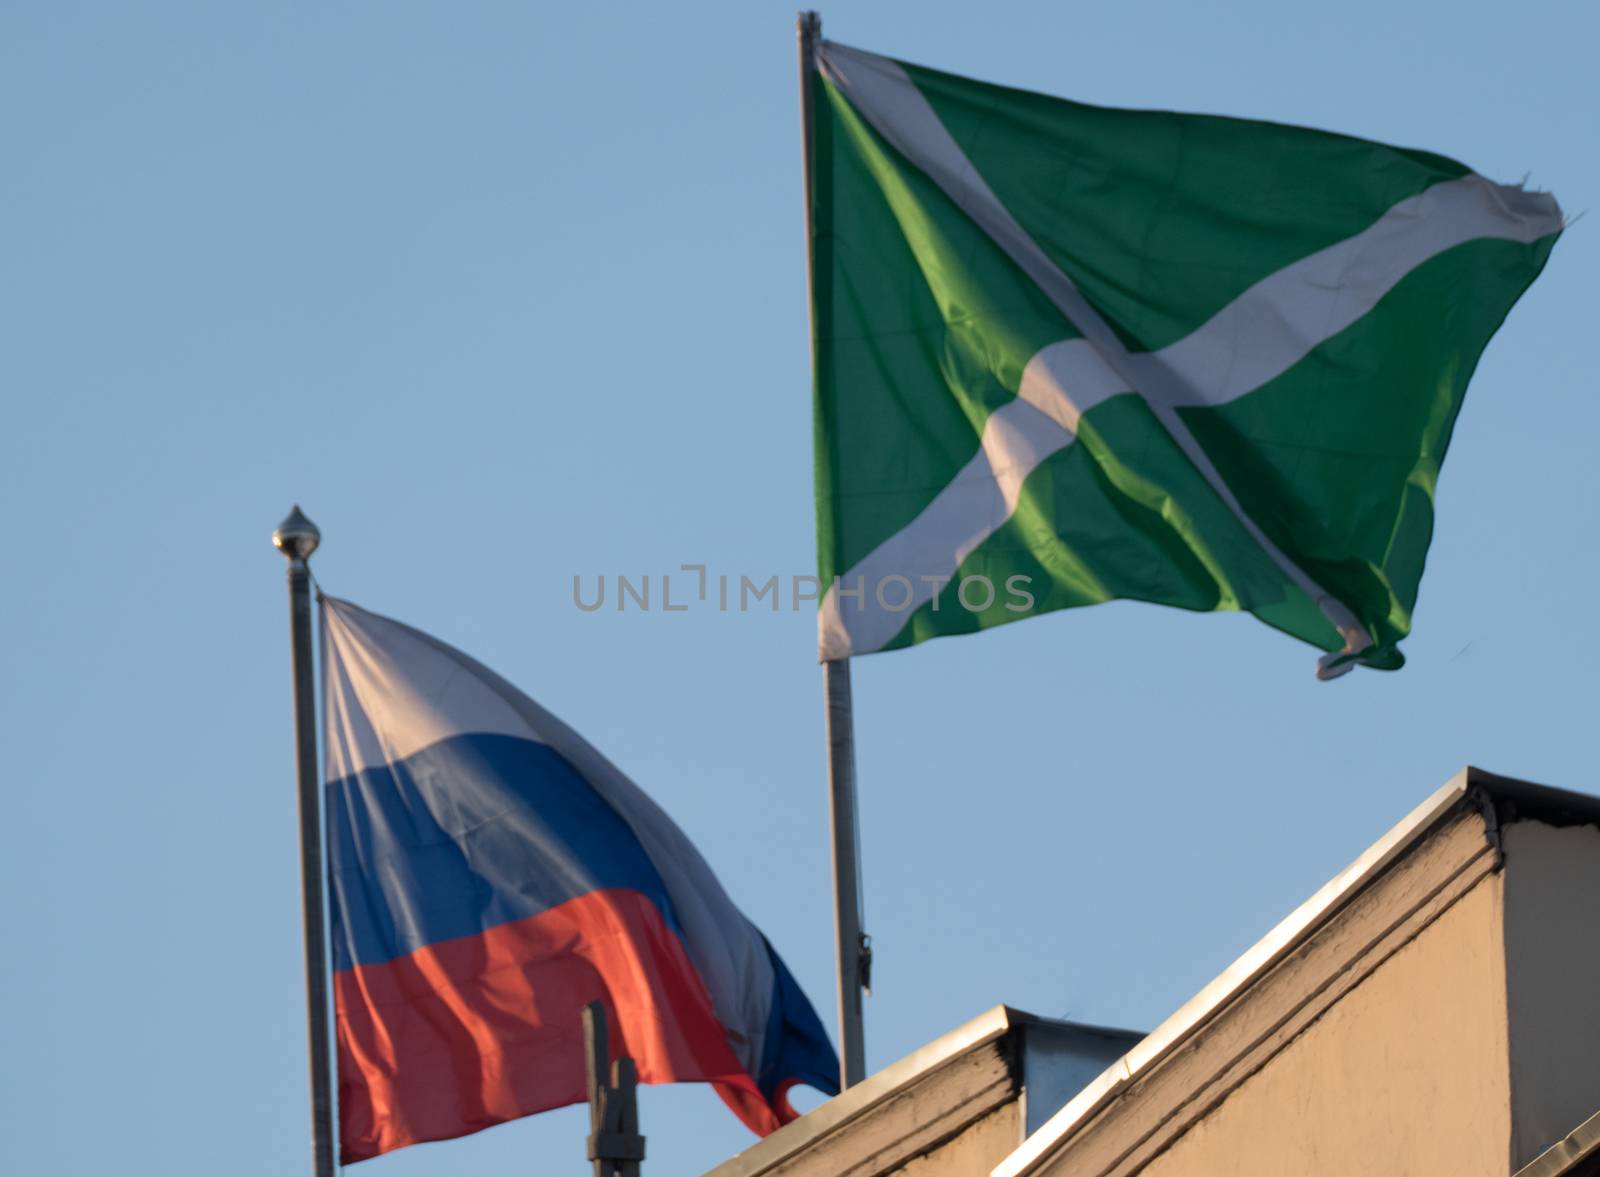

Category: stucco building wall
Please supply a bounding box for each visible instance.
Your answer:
[889,1102,1019,1177]
[1505,821,1600,1169]
[1139,874,1511,1177]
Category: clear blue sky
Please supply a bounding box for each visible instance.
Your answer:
[3,3,1593,1173]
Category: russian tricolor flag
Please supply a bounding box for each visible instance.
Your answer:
[320,598,839,1163]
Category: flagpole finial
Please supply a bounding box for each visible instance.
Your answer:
[273,505,321,564]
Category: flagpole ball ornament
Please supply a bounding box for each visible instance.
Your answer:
[273,506,321,564]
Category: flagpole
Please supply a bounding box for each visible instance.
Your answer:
[273,506,337,1177]
[799,9,868,1091]
[584,1002,646,1176]
[822,659,868,1087]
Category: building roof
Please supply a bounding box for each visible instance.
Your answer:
[997,766,1600,1177]
[703,1005,1139,1177]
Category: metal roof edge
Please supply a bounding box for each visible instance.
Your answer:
[1515,1106,1600,1177]
[1468,767,1600,829]
[704,1003,1025,1177]
[994,765,1565,1177]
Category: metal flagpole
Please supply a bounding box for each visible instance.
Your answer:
[822,659,868,1088]
[272,506,337,1177]
[798,9,869,1091]
[583,1002,645,1176]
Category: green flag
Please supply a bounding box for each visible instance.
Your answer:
[807,40,1561,678]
